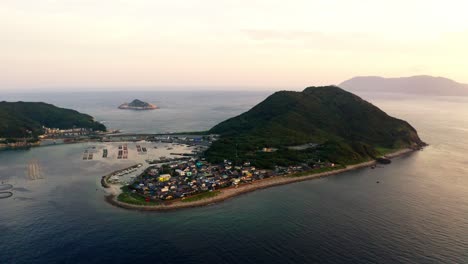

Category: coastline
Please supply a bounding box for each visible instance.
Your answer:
[104,148,416,211]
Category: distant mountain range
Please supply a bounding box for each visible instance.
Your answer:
[340,75,468,96]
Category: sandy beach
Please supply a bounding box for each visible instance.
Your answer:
[104,148,416,211]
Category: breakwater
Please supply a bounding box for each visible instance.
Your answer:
[101,163,142,188]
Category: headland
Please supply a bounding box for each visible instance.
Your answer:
[99,86,425,211]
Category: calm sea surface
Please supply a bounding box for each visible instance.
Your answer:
[0,91,467,264]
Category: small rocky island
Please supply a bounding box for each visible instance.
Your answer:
[118,99,158,110]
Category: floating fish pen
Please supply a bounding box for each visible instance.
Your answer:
[0,184,13,191]
[0,192,13,199]
[27,160,43,180]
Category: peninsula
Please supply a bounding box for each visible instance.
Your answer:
[0,101,106,148]
[104,86,425,211]
[118,99,158,110]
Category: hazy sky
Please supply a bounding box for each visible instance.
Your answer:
[2,0,468,91]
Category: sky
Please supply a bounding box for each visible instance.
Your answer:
[2,0,468,91]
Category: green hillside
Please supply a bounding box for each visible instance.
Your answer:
[206,86,424,168]
[0,101,106,139]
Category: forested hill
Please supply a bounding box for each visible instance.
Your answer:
[0,101,106,139]
[206,86,425,167]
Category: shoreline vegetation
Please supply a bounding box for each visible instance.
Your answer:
[103,148,416,212]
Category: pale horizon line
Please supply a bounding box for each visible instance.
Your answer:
[1,74,465,93]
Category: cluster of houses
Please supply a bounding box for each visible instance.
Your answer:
[0,139,40,149]
[128,159,331,201]
[41,127,96,138]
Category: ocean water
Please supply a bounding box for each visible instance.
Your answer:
[0,91,467,264]
[1,91,271,133]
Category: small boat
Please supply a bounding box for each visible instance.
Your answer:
[376,157,391,164]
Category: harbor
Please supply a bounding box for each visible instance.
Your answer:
[101,163,144,188]
[79,139,201,164]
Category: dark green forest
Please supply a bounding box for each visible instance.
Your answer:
[205,86,425,168]
[0,101,106,139]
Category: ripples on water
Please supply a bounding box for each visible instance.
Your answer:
[0,91,467,263]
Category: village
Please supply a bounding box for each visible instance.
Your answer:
[41,127,101,138]
[125,157,337,202]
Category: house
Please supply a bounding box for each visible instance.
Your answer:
[158,174,171,182]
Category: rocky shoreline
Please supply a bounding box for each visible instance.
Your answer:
[118,99,158,110]
[104,148,417,212]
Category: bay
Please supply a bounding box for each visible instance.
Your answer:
[0,91,467,264]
